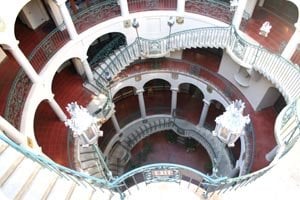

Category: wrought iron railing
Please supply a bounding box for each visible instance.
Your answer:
[110,163,226,197]
[185,0,233,24]
[89,35,126,68]
[0,133,110,188]
[72,0,120,33]
[127,0,177,13]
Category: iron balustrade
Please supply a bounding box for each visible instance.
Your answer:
[72,0,121,33]
[185,0,233,24]
[89,35,126,69]
[127,0,177,13]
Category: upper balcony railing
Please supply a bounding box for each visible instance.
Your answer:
[185,0,233,24]
[127,0,177,13]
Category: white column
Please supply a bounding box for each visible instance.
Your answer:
[5,42,40,84]
[81,57,95,83]
[245,0,258,18]
[119,0,129,17]
[111,113,121,133]
[55,0,78,40]
[71,58,85,76]
[136,89,146,118]
[258,0,265,7]
[171,87,178,115]
[197,99,211,127]
[45,0,64,30]
[232,0,248,29]
[177,0,185,15]
[0,116,27,145]
[281,23,300,60]
[48,96,67,121]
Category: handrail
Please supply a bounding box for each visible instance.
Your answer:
[107,114,234,176]
[95,26,300,103]
[110,162,226,189]
[0,133,109,187]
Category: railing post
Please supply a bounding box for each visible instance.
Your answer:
[55,0,78,40]
[3,41,41,84]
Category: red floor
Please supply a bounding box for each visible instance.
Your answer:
[128,132,212,174]
[0,6,282,171]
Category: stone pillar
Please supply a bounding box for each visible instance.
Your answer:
[136,89,146,118]
[45,0,64,30]
[0,116,27,145]
[177,0,185,15]
[111,113,121,133]
[281,23,300,60]
[48,95,67,121]
[245,0,258,18]
[71,58,85,76]
[171,87,178,115]
[55,0,78,40]
[119,0,129,17]
[5,42,40,84]
[81,57,95,83]
[232,0,248,29]
[258,0,265,7]
[197,99,211,127]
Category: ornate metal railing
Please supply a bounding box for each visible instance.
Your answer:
[185,0,233,24]
[72,0,120,33]
[0,133,110,188]
[89,35,126,68]
[110,163,226,197]
[94,26,300,103]
[127,0,177,13]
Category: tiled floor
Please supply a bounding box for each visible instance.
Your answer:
[0,6,286,172]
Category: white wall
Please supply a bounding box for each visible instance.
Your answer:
[218,52,277,111]
[19,0,49,30]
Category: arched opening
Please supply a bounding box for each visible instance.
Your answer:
[33,58,92,167]
[113,86,139,128]
[126,130,212,174]
[34,100,69,167]
[177,83,204,124]
[205,99,225,130]
[143,79,171,115]
[87,32,126,69]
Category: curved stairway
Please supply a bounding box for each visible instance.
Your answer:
[0,133,113,200]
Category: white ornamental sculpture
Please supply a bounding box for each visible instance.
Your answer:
[212,100,250,147]
[65,102,103,147]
